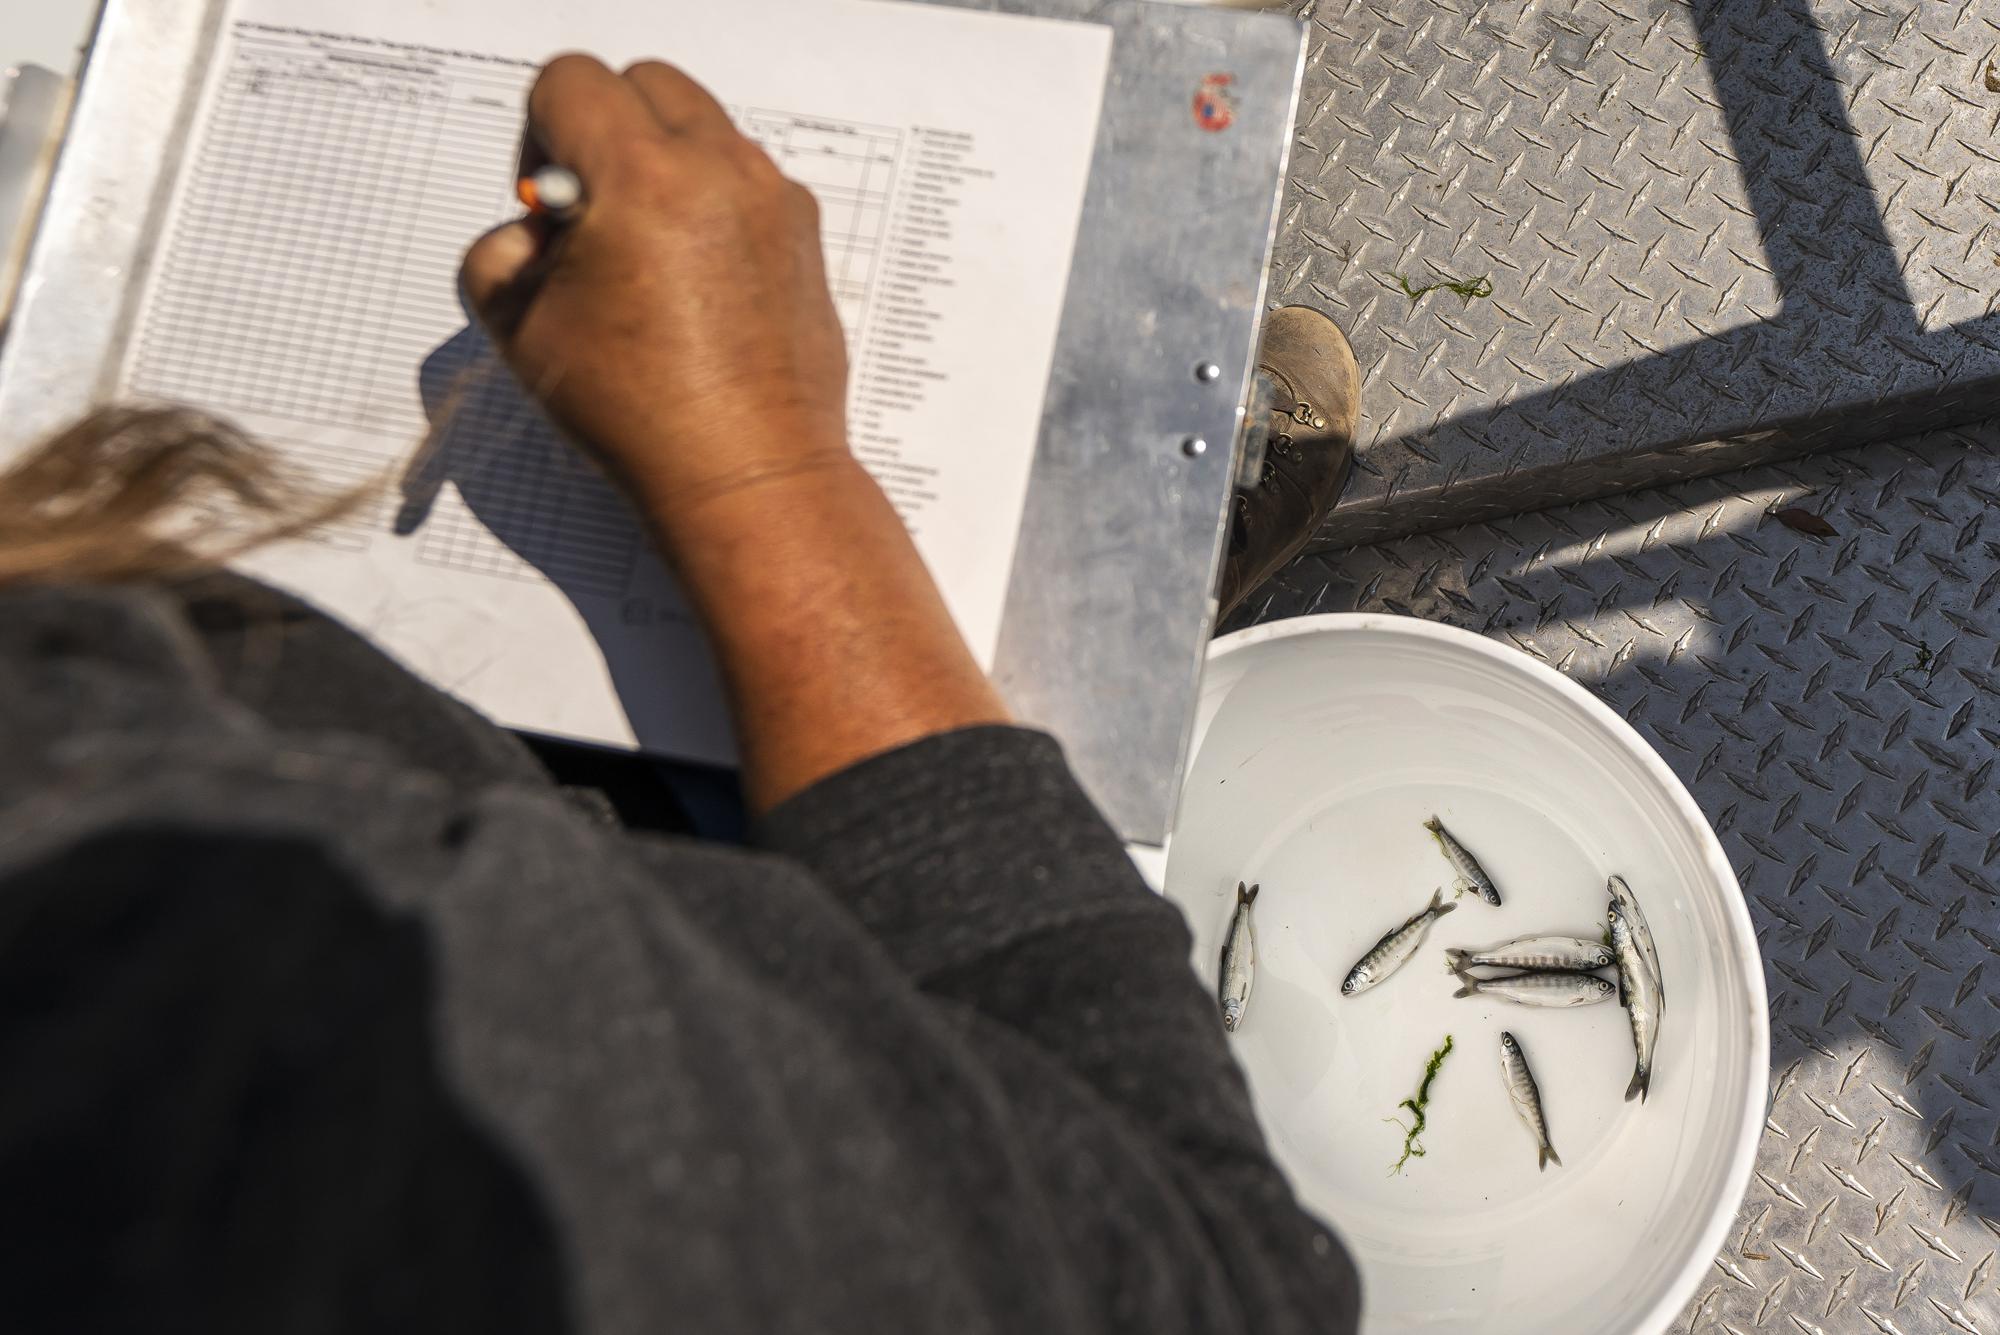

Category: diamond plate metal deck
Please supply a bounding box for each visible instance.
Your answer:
[1273,0,2000,549]
[1230,423,2000,1332]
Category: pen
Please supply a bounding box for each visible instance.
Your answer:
[517,164,584,222]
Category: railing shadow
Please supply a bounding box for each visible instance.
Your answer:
[1302,0,2000,549]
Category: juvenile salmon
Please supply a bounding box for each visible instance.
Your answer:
[1218,882,1258,1031]
[1342,887,1457,997]
[1610,898,1662,1100]
[1445,935,1614,973]
[1425,816,1501,906]
[1500,1031,1561,1170]
[1452,968,1615,1007]
[1607,874,1664,1004]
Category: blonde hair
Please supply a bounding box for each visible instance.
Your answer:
[0,406,368,588]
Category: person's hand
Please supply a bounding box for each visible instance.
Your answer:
[460,55,853,528]
[462,54,1004,809]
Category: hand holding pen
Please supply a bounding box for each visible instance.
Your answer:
[460,57,989,810]
[458,55,849,524]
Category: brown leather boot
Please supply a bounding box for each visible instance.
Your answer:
[1216,305,1360,619]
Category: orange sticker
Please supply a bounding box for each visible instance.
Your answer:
[1194,73,1236,132]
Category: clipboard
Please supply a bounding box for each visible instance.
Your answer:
[0,0,1306,845]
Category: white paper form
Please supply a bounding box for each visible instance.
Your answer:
[118,0,1110,762]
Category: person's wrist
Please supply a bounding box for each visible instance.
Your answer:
[628,443,860,532]
[588,397,851,526]
[629,440,877,586]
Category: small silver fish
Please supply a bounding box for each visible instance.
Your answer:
[1218,882,1258,1031]
[1500,1031,1561,1170]
[1451,967,1615,1007]
[1607,874,1664,1005]
[1610,899,1662,1101]
[1445,934,1615,973]
[1342,887,1457,996]
[1425,816,1501,906]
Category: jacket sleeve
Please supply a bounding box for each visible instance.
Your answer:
[755,725,1360,1333]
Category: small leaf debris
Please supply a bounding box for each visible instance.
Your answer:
[1388,1034,1455,1174]
[1772,506,1838,538]
[1896,640,1940,683]
[1985,60,2000,92]
[1389,272,1494,306]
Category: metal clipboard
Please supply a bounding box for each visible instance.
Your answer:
[0,0,1305,845]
